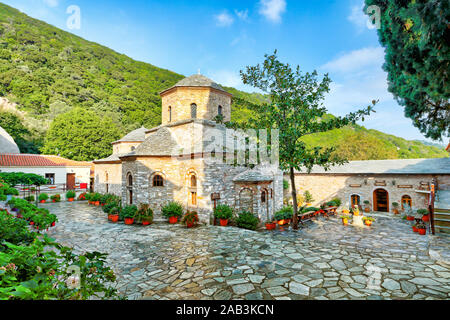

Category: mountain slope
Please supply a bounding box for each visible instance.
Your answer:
[0,2,446,161]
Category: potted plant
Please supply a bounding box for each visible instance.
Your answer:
[92,193,101,206]
[122,205,137,225]
[363,200,370,213]
[236,211,260,230]
[214,204,233,226]
[182,211,199,228]
[417,222,427,235]
[351,205,360,216]
[136,204,153,226]
[78,192,86,201]
[109,207,120,222]
[162,201,183,224]
[25,195,35,202]
[392,202,399,214]
[66,190,76,202]
[417,209,429,222]
[342,205,350,214]
[51,194,61,203]
[412,223,419,233]
[363,216,374,226]
[265,220,276,230]
[103,202,117,221]
[303,190,314,207]
[38,193,49,203]
[340,215,350,226]
[274,206,293,226]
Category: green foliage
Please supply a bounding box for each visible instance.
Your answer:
[121,205,137,219]
[364,0,449,140]
[213,204,233,220]
[38,193,48,201]
[303,190,314,203]
[50,194,60,202]
[283,179,289,190]
[65,190,76,199]
[274,206,293,220]
[25,195,35,202]
[161,202,183,218]
[135,204,153,224]
[181,211,199,225]
[102,202,118,215]
[0,112,42,153]
[0,172,49,186]
[236,211,259,230]
[0,209,36,248]
[42,108,122,161]
[417,209,429,216]
[331,198,341,207]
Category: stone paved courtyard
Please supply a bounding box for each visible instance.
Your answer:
[42,202,450,300]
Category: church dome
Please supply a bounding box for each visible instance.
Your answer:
[0,125,20,154]
[160,74,228,95]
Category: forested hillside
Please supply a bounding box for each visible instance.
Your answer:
[0,2,446,160]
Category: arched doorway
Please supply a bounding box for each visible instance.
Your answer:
[373,188,389,212]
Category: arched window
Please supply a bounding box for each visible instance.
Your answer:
[261,190,267,203]
[127,173,133,187]
[351,194,361,207]
[191,103,197,119]
[190,175,197,188]
[168,106,172,122]
[401,195,412,210]
[218,105,223,116]
[153,175,164,187]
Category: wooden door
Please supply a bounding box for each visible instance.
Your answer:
[66,173,76,190]
[373,189,389,212]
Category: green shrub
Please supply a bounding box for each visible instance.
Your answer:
[283,179,289,190]
[417,209,429,216]
[5,187,19,196]
[326,200,337,207]
[303,190,314,203]
[236,211,259,230]
[0,172,49,186]
[274,206,293,220]
[161,201,183,218]
[102,202,118,214]
[25,195,35,202]
[331,198,341,207]
[213,204,233,220]
[66,190,76,199]
[121,205,137,219]
[50,194,61,202]
[181,211,199,226]
[136,204,153,224]
[38,193,49,201]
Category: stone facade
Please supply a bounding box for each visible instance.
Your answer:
[286,173,450,212]
[161,87,232,125]
[94,162,122,196]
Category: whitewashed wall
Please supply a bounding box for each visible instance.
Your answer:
[0,166,91,185]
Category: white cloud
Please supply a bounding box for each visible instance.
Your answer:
[235,9,249,21]
[259,0,286,23]
[214,11,234,27]
[43,0,59,7]
[321,47,385,73]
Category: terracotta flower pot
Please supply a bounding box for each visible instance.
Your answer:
[413,226,418,233]
[68,198,74,202]
[124,218,134,225]
[364,207,370,213]
[110,214,119,222]
[422,215,429,222]
[365,220,372,226]
[40,200,46,204]
[277,219,286,226]
[51,222,56,227]
[94,201,100,206]
[219,219,228,226]
[393,209,399,215]
[142,221,151,226]
[265,223,276,230]
[418,228,426,235]
[407,216,414,221]
[107,214,113,221]
[186,222,194,228]
[169,216,178,224]
[52,200,56,203]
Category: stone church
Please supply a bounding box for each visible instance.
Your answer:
[94,74,284,223]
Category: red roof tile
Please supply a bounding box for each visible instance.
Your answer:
[0,154,92,167]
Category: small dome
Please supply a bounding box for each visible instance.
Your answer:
[160,74,229,95]
[0,126,20,154]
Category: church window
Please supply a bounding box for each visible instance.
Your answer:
[168,106,172,122]
[401,195,412,210]
[153,174,164,187]
[191,192,197,206]
[191,103,197,119]
[190,175,197,188]
[218,105,223,116]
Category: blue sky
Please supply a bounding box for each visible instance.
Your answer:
[3,0,446,144]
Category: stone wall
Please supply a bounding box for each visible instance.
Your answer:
[285,173,450,212]
[113,142,142,154]
[161,87,231,124]
[94,163,122,196]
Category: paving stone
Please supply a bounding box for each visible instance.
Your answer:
[232,283,255,295]
[289,282,310,296]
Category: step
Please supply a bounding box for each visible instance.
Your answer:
[435,225,450,235]
[435,218,450,227]
[434,212,450,220]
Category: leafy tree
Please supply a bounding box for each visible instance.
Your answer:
[364,0,449,140]
[42,108,121,161]
[0,112,42,153]
[238,51,376,229]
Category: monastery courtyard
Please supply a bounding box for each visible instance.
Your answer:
[44,202,450,300]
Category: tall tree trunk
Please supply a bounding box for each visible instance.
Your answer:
[290,166,299,230]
